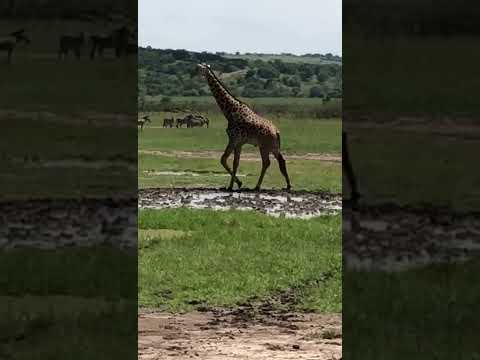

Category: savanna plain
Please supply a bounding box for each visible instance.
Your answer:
[138,98,342,359]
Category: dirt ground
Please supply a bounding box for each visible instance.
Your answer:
[138,150,341,163]
[138,310,341,360]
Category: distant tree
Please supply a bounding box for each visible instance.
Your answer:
[245,69,256,79]
[292,87,302,97]
[257,65,279,79]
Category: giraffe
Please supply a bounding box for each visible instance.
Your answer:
[197,63,291,191]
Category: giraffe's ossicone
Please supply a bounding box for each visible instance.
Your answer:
[198,63,291,191]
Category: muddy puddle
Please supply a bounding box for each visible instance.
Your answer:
[0,198,136,250]
[139,188,341,219]
[344,204,480,271]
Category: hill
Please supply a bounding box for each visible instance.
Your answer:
[138,47,342,100]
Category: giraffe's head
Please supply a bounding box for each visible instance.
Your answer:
[197,63,211,77]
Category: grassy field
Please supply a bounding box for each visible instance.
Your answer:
[139,209,341,312]
[2,116,135,200]
[344,127,480,211]
[139,112,341,154]
[139,154,340,192]
[344,259,480,359]
[138,100,342,314]
[0,247,136,359]
[138,111,341,192]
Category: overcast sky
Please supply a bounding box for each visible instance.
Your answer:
[139,0,341,55]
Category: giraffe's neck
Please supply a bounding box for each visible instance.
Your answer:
[204,69,242,120]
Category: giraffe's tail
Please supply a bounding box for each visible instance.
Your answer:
[276,132,281,149]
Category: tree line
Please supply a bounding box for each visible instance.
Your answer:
[138,47,342,99]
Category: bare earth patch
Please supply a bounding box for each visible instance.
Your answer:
[138,311,341,360]
[139,150,341,163]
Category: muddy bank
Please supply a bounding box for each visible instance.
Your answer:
[139,188,341,219]
[139,311,341,360]
[0,198,137,250]
[344,204,480,271]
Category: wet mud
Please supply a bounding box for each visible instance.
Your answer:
[138,188,341,219]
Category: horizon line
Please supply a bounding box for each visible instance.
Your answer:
[138,45,342,58]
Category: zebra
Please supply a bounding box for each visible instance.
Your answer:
[163,117,174,128]
[176,116,190,128]
[90,26,130,59]
[58,32,85,60]
[176,114,209,128]
[188,116,209,128]
[138,115,151,131]
[0,29,30,64]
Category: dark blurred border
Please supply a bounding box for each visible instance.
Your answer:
[343,0,480,359]
[0,2,137,359]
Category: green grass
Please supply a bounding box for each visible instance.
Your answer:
[0,247,136,359]
[138,154,340,192]
[0,296,136,360]
[345,128,480,210]
[139,112,341,154]
[1,118,135,200]
[139,209,341,312]
[344,260,480,359]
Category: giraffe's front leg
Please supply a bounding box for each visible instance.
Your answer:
[220,142,242,191]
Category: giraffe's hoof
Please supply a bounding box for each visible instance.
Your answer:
[254,186,261,192]
[226,186,234,192]
[237,181,243,189]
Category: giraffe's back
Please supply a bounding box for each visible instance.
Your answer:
[226,105,280,148]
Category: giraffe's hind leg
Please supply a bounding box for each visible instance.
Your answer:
[229,146,242,190]
[273,151,291,191]
[221,142,242,190]
[254,147,271,191]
